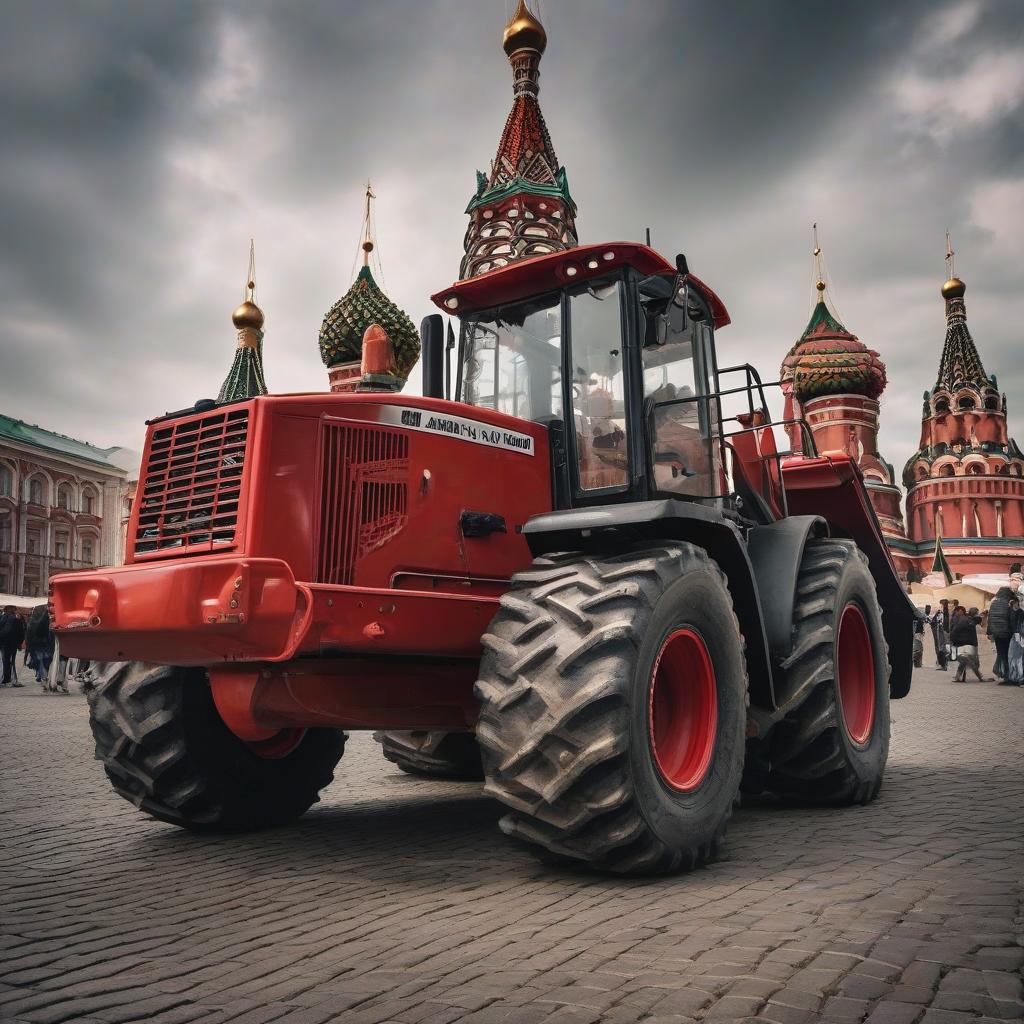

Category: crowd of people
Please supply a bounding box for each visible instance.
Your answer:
[0,603,69,692]
[914,587,1024,685]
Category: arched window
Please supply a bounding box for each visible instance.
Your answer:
[0,465,11,498]
[967,463,983,476]
[939,464,955,478]
[984,396,999,411]
[916,466,928,481]
[81,536,95,565]
[958,396,975,410]
[0,512,10,551]
[935,398,950,414]
[28,477,44,505]
[56,483,72,510]
[82,488,96,515]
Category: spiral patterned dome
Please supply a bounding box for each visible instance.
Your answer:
[318,266,420,378]
[781,299,887,402]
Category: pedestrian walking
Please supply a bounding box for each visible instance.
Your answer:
[1005,596,1024,686]
[25,605,55,685]
[988,586,1015,683]
[931,603,948,671]
[949,606,990,682]
[913,609,926,668]
[0,605,26,687]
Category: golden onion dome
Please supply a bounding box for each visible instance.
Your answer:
[941,277,966,300]
[503,0,547,56]
[232,299,264,330]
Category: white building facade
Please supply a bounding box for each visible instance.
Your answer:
[0,414,138,599]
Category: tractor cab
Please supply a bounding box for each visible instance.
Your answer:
[431,242,809,523]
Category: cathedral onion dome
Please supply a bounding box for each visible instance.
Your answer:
[232,300,264,331]
[318,265,419,379]
[781,294,887,403]
[503,0,547,55]
[219,242,268,402]
[941,276,966,300]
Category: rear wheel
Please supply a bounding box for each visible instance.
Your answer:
[88,662,345,831]
[475,544,747,875]
[759,538,890,803]
[373,730,483,780]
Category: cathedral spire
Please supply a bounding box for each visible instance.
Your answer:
[935,236,988,392]
[460,1,578,280]
[218,240,268,402]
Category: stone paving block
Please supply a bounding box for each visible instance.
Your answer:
[864,1001,924,1024]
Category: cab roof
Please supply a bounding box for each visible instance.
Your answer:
[430,242,730,329]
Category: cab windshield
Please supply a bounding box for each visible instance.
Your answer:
[459,277,630,492]
[460,293,562,423]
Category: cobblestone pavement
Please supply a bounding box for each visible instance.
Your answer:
[2,644,1022,1024]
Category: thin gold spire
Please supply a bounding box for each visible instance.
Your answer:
[232,239,264,331]
[361,181,375,267]
[243,238,256,303]
[812,223,827,299]
[941,230,966,300]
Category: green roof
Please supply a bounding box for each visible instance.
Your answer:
[801,298,852,339]
[0,413,129,471]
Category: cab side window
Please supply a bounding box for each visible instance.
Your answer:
[644,317,718,497]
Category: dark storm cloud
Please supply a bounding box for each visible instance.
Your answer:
[0,0,1021,490]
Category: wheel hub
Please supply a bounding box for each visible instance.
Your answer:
[245,728,306,759]
[837,603,875,746]
[648,628,718,791]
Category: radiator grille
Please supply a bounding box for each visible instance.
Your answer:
[318,422,409,585]
[134,408,249,556]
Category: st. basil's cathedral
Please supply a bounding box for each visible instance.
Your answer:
[216,0,1023,585]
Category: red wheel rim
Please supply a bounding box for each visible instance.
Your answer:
[245,728,306,760]
[648,628,718,791]
[837,603,875,746]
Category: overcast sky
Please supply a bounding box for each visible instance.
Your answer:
[2,0,1022,483]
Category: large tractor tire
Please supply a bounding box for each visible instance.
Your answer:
[88,662,345,831]
[373,730,484,780]
[759,538,890,803]
[475,544,747,875]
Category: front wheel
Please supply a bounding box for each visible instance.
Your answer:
[475,544,748,875]
[88,662,345,831]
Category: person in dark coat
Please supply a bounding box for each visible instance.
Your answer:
[913,607,927,668]
[949,606,989,682]
[988,586,1015,682]
[931,603,948,670]
[1007,596,1024,685]
[0,606,26,687]
[25,605,55,684]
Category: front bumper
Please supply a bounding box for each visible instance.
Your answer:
[50,556,497,666]
[50,557,312,665]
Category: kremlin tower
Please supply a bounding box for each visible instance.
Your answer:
[902,240,1024,576]
[460,0,578,279]
[218,241,269,402]
[319,184,420,393]
[780,233,909,565]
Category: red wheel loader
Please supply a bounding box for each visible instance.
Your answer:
[50,242,914,873]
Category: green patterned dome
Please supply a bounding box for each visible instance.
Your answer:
[781,299,886,402]
[318,266,420,377]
